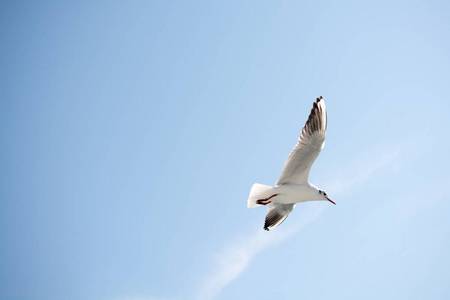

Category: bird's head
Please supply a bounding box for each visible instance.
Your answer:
[318,189,335,205]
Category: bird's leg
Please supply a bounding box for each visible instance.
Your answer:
[256,194,278,205]
[256,199,271,205]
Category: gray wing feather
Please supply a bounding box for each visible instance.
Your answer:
[276,97,327,186]
[264,203,296,231]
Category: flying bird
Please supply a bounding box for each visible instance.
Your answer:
[247,96,335,231]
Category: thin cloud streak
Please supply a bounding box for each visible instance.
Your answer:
[325,145,402,196]
[194,204,325,300]
[195,140,408,300]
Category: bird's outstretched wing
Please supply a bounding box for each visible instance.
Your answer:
[276,97,327,186]
[264,203,296,231]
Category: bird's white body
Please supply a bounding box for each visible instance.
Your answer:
[247,182,323,208]
[272,184,322,204]
[247,96,334,231]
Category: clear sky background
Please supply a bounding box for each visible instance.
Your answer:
[1,1,450,300]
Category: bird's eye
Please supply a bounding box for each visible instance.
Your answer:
[324,192,327,196]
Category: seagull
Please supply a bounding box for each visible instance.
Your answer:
[247,96,335,231]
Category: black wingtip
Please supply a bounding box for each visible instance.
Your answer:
[264,226,270,231]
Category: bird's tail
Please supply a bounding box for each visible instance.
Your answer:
[247,183,276,208]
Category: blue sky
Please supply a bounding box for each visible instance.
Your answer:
[1,1,450,299]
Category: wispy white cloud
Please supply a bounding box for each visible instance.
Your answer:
[194,204,325,300]
[324,143,404,196]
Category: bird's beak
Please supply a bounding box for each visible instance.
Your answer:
[326,197,336,205]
